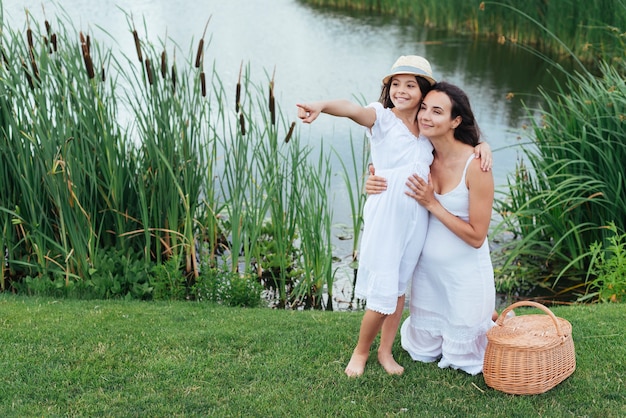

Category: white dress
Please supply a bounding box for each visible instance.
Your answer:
[400,155,495,375]
[355,102,433,314]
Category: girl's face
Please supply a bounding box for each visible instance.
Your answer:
[389,74,423,111]
[418,90,461,139]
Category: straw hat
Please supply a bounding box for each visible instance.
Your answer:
[382,55,436,86]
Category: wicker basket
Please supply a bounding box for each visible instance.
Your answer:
[483,301,576,395]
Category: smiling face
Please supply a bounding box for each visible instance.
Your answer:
[417,90,461,140]
[388,74,424,111]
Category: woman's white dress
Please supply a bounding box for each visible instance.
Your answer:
[400,155,495,375]
[355,102,433,314]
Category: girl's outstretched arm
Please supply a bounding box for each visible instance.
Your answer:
[296,100,376,128]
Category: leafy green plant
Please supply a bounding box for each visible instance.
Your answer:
[150,255,187,301]
[583,222,626,303]
[191,256,263,307]
[220,271,263,308]
[88,248,153,300]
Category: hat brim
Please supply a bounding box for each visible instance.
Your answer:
[382,66,436,86]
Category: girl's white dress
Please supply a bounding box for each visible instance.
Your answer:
[400,154,495,375]
[355,102,433,314]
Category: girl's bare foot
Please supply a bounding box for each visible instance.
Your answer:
[345,352,368,377]
[378,352,404,375]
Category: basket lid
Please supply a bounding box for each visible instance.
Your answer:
[487,301,573,349]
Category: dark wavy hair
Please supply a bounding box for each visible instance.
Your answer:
[378,75,432,109]
[429,81,482,147]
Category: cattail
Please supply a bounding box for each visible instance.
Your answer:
[194,38,204,68]
[51,33,57,52]
[132,30,142,62]
[239,112,246,136]
[235,61,242,113]
[101,65,106,82]
[144,58,154,86]
[82,48,95,79]
[45,20,51,35]
[21,58,34,90]
[269,67,276,125]
[268,68,275,109]
[160,50,167,79]
[171,63,177,93]
[27,28,34,51]
[284,122,295,144]
[30,57,40,82]
[195,16,212,68]
[200,71,206,97]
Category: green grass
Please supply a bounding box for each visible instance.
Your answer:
[0,295,624,417]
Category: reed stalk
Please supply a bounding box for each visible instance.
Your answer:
[335,133,369,306]
[494,59,626,296]
[293,146,335,310]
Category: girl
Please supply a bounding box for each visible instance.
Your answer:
[297,56,491,377]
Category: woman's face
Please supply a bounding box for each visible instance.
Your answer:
[418,90,460,139]
[388,74,423,111]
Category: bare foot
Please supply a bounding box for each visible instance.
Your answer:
[378,352,404,375]
[345,352,368,377]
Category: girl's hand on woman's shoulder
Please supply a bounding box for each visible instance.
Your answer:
[474,142,493,172]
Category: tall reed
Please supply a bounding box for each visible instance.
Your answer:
[293,144,335,310]
[0,14,127,285]
[120,17,209,280]
[299,0,626,63]
[335,133,369,307]
[0,7,343,308]
[494,59,626,297]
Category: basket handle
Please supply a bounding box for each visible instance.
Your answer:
[497,300,565,337]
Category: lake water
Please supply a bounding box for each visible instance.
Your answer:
[2,0,569,308]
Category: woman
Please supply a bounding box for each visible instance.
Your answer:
[367,81,495,375]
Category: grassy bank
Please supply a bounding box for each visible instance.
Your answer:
[0,295,624,417]
[298,0,626,63]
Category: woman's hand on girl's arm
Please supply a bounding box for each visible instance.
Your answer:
[365,174,387,195]
[364,163,387,195]
[474,142,493,172]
